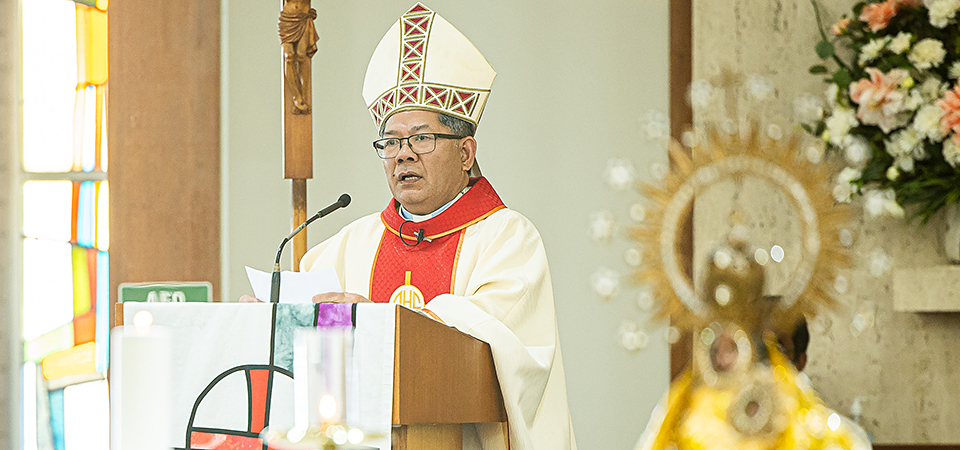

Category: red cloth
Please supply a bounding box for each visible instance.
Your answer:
[369,177,505,304]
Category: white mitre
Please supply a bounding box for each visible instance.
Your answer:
[362,3,497,131]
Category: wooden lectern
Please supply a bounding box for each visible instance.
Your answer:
[115,303,507,450]
[391,306,508,449]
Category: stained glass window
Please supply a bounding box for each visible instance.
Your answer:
[20,0,110,447]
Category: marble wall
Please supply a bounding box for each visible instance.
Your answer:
[1,0,18,445]
[693,0,960,444]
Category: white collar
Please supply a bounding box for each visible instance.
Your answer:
[398,185,471,222]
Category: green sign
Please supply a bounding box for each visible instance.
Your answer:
[118,282,212,303]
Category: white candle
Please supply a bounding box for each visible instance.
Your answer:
[110,310,173,450]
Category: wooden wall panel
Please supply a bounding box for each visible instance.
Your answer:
[669,0,693,381]
[108,0,221,314]
[1,0,19,444]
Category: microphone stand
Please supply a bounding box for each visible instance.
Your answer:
[271,193,351,303]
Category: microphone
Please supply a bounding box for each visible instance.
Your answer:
[399,219,432,247]
[271,193,351,303]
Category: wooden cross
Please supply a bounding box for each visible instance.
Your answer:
[278,0,318,270]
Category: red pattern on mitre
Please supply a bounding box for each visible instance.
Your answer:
[362,3,497,130]
[369,177,505,304]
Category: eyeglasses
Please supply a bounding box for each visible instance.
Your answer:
[372,133,464,159]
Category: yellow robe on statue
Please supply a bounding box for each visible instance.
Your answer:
[300,178,577,450]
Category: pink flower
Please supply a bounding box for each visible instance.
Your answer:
[832,18,851,35]
[849,68,910,132]
[859,0,898,32]
[936,84,960,143]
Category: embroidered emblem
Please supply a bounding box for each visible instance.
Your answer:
[390,271,425,310]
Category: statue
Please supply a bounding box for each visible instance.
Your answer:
[279,0,319,114]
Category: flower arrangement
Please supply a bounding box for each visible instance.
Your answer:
[805,0,960,223]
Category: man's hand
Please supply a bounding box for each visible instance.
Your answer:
[239,294,263,303]
[312,292,372,304]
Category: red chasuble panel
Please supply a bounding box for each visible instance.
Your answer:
[371,177,505,306]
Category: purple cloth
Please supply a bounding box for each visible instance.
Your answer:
[316,303,353,328]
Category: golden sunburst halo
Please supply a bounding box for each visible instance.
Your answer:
[631,124,852,331]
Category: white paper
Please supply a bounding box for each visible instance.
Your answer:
[245,266,342,303]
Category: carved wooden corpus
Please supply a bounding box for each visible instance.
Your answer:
[279,0,317,270]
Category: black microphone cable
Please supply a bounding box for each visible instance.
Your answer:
[398,219,431,247]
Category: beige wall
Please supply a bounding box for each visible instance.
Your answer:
[693,0,960,444]
[223,1,672,448]
[1,0,19,445]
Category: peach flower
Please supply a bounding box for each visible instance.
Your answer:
[832,18,851,35]
[860,0,899,32]
[849,68,910,132]
[936,84,960,143]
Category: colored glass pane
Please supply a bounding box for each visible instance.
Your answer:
[24,323,75,363]
[22,181,73,241]
[41,342,97,381]
[72,88,85,171]
[96,0,107,12]
[71,182,80,243]
[49,389,66,450]
[21,362,38,450]
[22,239,75,341]
[95,85,105,171]
[81,6,109,86]
[63,380,110,450]
[95,252,109,373]
[21,0,78,173]
[77,181,96,248]
[73,311,96,345]
[72,246,92,316]
[96,182,109,251]
[81,85,97,172]
[99,86,108,171]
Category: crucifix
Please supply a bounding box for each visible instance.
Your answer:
[278,0,318,270]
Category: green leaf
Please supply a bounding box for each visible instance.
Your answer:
[809,65,829,74]
[801,123,814,133]
[815,40,836,59]
[833,68,853,88]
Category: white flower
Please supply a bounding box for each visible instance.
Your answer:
[919,77,946,100]
[842,135,871,166]
[859,37,890,66]
[589,211,617,241]
[898,156,916,172]
[640,110,669,141]
[903,89,924,111]
[794,94,824,123]
[603,158,636,190]
[825,107,859,145]
[950,61,960,80]
[889,32,913,54]
[887,165,900,180]
[689,79,716,109]
[825,83,840,108]
[945,139,960,167]
[746,74,775,101]
[590,267,620,299]
[885,128,924,172]
[886,128,921,158]
[926,0,960,28]
[908,39,947,69]
[863,188,905,218]
[913,104,946,141]
[833,167,861,203]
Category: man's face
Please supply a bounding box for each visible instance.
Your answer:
[381,110,474,215]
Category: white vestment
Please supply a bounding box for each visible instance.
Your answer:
[301,203,577,450]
